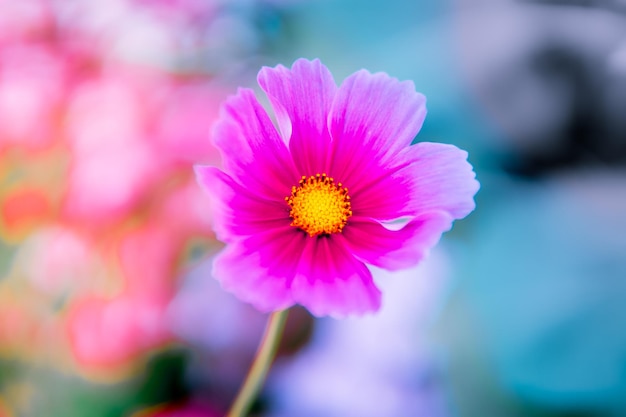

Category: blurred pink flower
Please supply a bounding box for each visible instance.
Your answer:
[0,44,66,151]
[0,45,219,373]
[63,72,162,224]
[196,58,479,318]
[67,293,171,370]
[155,83,224,166]
[65,229,171,369]
[0,0,53,44]
[18,226,94,295]
[153,179,216,239]
[65,209,213,371]
[62,69,222,226]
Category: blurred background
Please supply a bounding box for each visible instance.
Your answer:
[1,0,625,416]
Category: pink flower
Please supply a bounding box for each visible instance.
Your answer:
[195,59,479,318]
[63,72,160,224]
[67,293,171,371]
[0,44,66,151]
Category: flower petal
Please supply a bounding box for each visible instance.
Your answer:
[195,166,290,242]
[401,142,479,219]
[291,237,381,318]
[343,212,454,271]
[348,160,415,221]
[212,227,308,312]
[350,142,479,221]
[257,58,337,174]
[328,70,426,185]
[212,88,299,200]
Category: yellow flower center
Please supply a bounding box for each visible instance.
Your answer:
[285,173,352,237]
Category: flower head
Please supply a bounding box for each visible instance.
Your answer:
[195,58,479,318]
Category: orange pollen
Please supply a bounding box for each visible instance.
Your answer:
[285,173,352,237]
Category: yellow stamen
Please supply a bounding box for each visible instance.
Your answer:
[285,173,352,237]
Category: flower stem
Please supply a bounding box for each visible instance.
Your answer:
[226,309,289,417]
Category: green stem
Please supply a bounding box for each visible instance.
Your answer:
[226,309,289,417]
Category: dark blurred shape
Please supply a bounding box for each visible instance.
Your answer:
[276,306,315,357]
[138,349,190,405]
[455,1,626,177]
[526,0,626,15]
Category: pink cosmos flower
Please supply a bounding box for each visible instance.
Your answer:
[195,58,479,318]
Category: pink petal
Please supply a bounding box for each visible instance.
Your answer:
[348,161,415,220]
[212,227,307,312]
[350,142,479,221]
[342,212,453,271]
[212,88,299,201]
[258,59,337,175]
[291,237,381,318]
[195,166,290,242]
[402,142,479,219]
[328,70,426,187]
